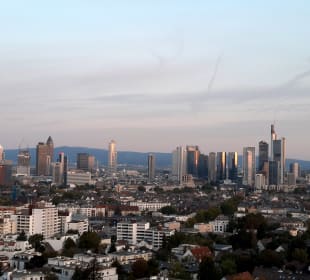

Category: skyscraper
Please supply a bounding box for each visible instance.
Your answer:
[17,149,31,176]
[148,154,156,182]
[208,152,217,182]
[0,145,4,161]
[270,124,277,160]
[198,154,208,178]
[186,145,200,177]
[269,160,280,185]
[108,140,117,174]
[227,152,238,182]
[289,162,300,181]
[258,141,269,171]
[273,137,286,184]
[77,153,89,170]
[216,152,226,181]
[36,136,54,176]
[243,147,255,186]
[172,146,187,184]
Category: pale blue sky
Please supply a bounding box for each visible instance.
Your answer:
[0,1,310,158]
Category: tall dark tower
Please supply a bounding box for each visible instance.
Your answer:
[227,152,238,182]
[147,154,155,182]
[216,152,227,181]
[258,141,269,171]
[186,145,200,177]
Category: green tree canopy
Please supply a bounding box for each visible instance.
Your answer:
[78,232,101,252]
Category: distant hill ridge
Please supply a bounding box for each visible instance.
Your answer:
[4,146,172,168]
[3,146,310,170]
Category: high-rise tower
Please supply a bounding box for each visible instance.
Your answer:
[0,145,4,161]
[216,152,227,181]
[208,152,217,182]
[258,141,269,172]
[273,137,286,184]
[17,149,31,176]
[186,145,200,177]
[227,152,238,182]
[36,137,54,176]
[148,154,156,182]
[108,140,117,174]
[270,124,277,160]
[243,147,255,186]
[172,146,187,184]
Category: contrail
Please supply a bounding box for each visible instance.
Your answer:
[206,55,221,96]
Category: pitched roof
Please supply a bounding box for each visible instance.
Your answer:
[190,246,212,261]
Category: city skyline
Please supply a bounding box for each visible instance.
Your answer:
[1,1,310,158]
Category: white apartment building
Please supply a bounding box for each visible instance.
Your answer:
[16,202,60,238]
[0,215,17,235]
[32,202,60,238]
[66,218,89,235]
[67,170,92,185]
[117,222,150,245]
[129,201,170,212]
[117,221,174,249]
[144,228,175,249]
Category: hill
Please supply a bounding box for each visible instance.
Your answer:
[4,147,310,170]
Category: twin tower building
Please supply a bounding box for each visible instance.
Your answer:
[172,124,287,187]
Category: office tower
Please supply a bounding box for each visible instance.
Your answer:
[287,173,296,186]
[63,155,68,186]
[258,141,269,171]
[216,152,227,181]
[88,155,95,171]
[208,152,217,182]
[262,161,270,185]
[255,174,266,191]
[16,149,31,176]
[186,145,200,177]
[0,160,13,186]
[148,154,156,182]
[242,147,255,186]
[36,136,54,176]
[270,124,277,160]
[77,153,89,170]
[273,137,286,184]
[172,146,187,184]
[0,144,3,161]
[46,136,54,162]
[289,162,300,181]
[52,152,65,185]
[269,160,280,185]
[108,140,117,174]
[198,154,208,178]
[227,152,238,182]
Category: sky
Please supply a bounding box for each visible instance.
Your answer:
[0,1,310,158]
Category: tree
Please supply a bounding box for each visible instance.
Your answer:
[62,237,77,257]
[199,257,221,280]
[220,257,237,276]
[45,273,58,280]
[16,230,27,241]
[131,259,149,279]
[258,249,283,268]
[160,206,177,215]
[292,248,308,263]
[78,232,101,252]
[137,185,146,192]
[169,261,191,280]
[28,234,44,251]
